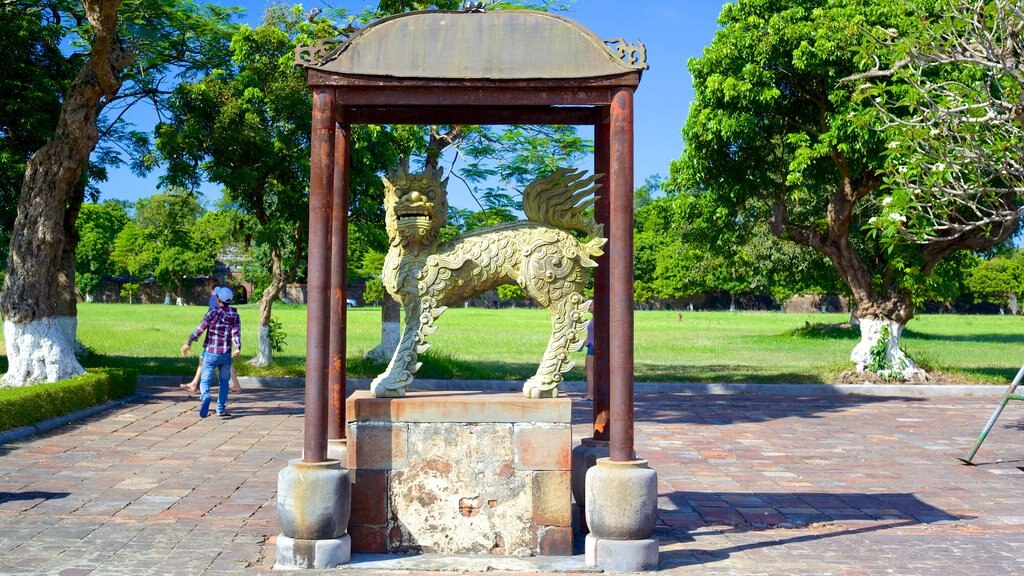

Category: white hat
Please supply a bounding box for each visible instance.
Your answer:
[214,286,233,303]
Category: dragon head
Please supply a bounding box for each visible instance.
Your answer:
[383,158,449,251]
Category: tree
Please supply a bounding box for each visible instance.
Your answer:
[0,0,237,386]
[158,6,409,366]
[672,0,983,379]
[75,201,129,300]
[110,222,156,303]
[850,0,1022,250]
[969,253,1023,311]
[133,192,213,302]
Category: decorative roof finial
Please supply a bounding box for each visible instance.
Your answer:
[461,1,486,12]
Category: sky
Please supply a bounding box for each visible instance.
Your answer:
[100,0,727,210]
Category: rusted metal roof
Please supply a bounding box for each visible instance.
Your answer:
[295,10,647,80]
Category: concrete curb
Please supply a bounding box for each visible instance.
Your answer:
[138,375,1010,397]
[0,393,143,446]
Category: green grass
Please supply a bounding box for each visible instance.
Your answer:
[3,303,1022,385]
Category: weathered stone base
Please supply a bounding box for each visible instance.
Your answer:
[570,437,609,535]
[347,390,573,556]
[274,534,351,570]
[585,534,659,572]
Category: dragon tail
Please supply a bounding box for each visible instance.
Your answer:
[523,168,605,254]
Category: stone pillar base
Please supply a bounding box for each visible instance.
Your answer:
[570,437,609,535]
[274,534,351,570]
[327,438,349,467]
[585,534,658,572]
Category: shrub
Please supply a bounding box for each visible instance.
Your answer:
[0,368,138,433]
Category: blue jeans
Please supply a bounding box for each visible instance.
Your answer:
[200,351,232,414]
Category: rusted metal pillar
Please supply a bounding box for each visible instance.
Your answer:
[327,120,350,441]
[607,87,635,462]
[304,87,335,463]
[592,117,611,442]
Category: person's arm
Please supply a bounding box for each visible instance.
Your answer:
[231,314,242,358]
[181,310,216,356]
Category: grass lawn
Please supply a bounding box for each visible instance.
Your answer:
[2,303,1022,384]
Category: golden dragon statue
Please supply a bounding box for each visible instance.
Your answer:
[371,160,606,399]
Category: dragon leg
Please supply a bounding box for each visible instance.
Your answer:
[523,291,589,399]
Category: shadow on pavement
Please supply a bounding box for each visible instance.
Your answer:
[0,491,69,503]
[657,490,965,570]
[626,393,926,426]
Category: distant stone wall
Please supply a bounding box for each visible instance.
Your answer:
[783,294,850,313]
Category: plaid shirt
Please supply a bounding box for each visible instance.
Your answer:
[188,306,241,355]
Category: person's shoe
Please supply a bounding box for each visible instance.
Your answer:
[217,411,231,418]
[230,384,242,393]
[199,396,211,418]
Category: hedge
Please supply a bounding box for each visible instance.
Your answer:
[0,368,138,433]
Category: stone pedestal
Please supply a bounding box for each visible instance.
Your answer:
[570,437,609,535]
[275,459,351,569]
[346,390,573,556]
[585,457,659,572]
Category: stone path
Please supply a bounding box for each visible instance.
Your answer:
[1,381,1024,575]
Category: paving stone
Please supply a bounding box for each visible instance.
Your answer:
[3,383,1024,574]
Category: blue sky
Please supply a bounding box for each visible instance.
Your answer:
[101,0,726,210]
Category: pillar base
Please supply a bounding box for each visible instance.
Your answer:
[571,437,609,535]
[277,459,351,540]
[585,534,658,572]
[274,534,351,569]
[585,458,656,540]
[327,438,349,468]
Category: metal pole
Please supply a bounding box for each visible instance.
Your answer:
[607,87,635,462]
[304,87,335,463]
[961,362,1024,464]
[327,120,350,441]
[593,116,611,442]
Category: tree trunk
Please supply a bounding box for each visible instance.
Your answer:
[249,243,287,367]
[847,294,926,381]
[364,294,400,363]
[0,0,130,386]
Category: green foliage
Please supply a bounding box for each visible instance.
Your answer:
[267,316,287,353]
[867,323,892,374]
[969,253,1024,306]
[670,0,955,320]
[119,283,140,304]
[75,201,129,294]
[0,368,137,432]
[497,284,527,302]
[111,223,157,280]
[363,278,385,305]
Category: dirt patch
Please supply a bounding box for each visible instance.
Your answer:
[833,370,989,386]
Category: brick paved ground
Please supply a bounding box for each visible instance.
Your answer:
[1,382,1024,575]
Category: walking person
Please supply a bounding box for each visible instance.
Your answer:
[181,286,242,418]
[182,278,242,393]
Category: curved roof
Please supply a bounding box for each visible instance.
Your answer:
[300,10,646,80]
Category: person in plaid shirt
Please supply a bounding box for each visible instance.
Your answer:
[181,286,242,418]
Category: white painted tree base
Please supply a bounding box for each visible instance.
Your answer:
[850,317,926,380]
[363,321,400,363]
[249,324,272,367]
[2,318,85,387]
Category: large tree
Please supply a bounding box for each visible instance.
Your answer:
[672,0,1007,378]
[0,0,237,386]
[849,0,1022,270]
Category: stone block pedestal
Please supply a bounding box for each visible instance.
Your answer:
[346,390,573,556]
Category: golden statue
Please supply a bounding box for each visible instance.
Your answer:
[372,161,606,398]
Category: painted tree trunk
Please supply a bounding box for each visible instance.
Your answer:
[849,317,926,380]
[0,0,129,386]
[363,294,400,363]
[249,244,287,367]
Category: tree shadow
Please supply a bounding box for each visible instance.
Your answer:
[622,393,925,426]
[0,491,69,504]
[657,490,965,570]
[903,328,1024,345]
